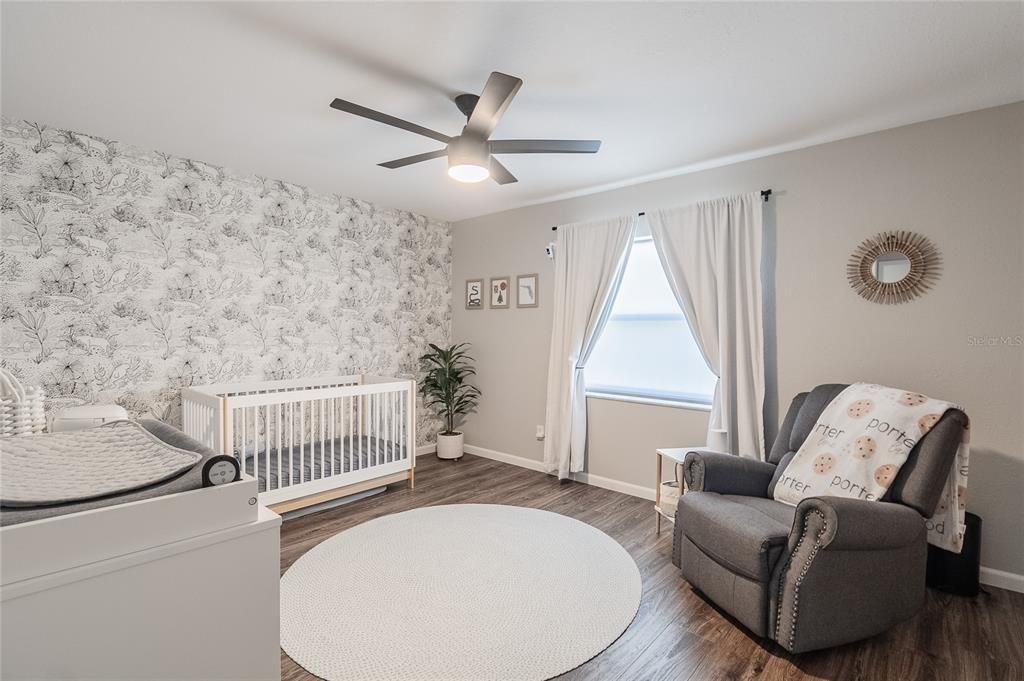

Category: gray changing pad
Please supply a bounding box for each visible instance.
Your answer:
[2,419,201,503]
[2,420,202,507]
[1,420,215,527]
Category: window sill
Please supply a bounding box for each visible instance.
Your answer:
[585,391,712,412]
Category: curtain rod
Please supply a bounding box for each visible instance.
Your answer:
[551,189,772,230]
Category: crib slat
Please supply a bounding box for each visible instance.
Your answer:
[276,403,281,491]
[241,407,247,477]
[300,400,306,484]
[263,404,269,492]
[253,405,259,493]
[306,398,312,482]
[316,398,321,479]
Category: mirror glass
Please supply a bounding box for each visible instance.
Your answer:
[871,251,911,283]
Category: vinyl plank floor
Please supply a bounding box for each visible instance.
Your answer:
[280,453,1024,681]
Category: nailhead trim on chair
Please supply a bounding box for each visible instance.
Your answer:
[774,509,828,651]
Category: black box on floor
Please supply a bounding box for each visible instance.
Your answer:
[926,512,981,597]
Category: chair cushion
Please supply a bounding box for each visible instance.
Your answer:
[677,492,795,582]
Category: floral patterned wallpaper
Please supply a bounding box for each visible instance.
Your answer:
[0,118,451,444]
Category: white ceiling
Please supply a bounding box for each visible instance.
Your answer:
[2,2,1022,222]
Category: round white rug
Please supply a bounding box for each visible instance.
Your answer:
[280,504,641,681]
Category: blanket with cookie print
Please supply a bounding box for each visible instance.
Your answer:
[772,383,969,553]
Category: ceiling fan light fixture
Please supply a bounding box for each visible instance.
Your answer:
[446,133,491,183]
[447,163,490,183]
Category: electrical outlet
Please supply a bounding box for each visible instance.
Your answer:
[535,425,545,440]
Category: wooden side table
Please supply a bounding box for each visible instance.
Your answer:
[655,448,689,534]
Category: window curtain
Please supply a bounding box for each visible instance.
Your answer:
[543,216,638,479]
[647,193,766,459]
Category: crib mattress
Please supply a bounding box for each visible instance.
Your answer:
[242,435,407,494]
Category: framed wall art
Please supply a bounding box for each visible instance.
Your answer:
[465,279,484,310]
[517,274,538,308]
[489,277,510,309]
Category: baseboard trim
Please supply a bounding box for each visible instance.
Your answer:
[463,444,655,500]
[463,445,547,473]
[570,472,656,501]
[980,566,1024,593]
[416,444,436,457]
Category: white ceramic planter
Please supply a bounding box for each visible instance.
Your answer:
[436,432,464,460]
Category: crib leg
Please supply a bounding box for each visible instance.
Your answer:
[408,467,415,490]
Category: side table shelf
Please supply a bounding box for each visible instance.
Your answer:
[655,447,691,534]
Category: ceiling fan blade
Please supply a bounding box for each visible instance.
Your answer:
[465,72,523,138]
[490,139,601,154]
[489,158,517,185]
[378,149,448,169]
[330,98,451,144]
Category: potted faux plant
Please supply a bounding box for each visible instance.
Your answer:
[419,342,481,461]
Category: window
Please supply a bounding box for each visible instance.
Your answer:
[584,232,717,407]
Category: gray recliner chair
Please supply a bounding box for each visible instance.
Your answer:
[672,384,967,653]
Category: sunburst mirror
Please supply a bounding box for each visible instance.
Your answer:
[847,231,941,305]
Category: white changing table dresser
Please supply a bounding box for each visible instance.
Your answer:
[1,476,281,680]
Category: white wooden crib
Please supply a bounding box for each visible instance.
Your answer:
[183,375,415,512]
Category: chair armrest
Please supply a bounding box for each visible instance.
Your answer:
[790,497,925,551]
[772,497,927,653]
[682,449,777,497]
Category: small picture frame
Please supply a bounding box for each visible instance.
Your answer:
[517,273,539,308]
[489,277,510,309]
[465,279,483,310]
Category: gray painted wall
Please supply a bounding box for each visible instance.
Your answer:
[451,103,1023,576]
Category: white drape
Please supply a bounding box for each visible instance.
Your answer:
[543,216,637,478]
[648,193,766,459]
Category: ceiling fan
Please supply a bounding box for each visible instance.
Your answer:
[329,72,601,185]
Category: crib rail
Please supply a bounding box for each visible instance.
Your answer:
[182,375,416,507]
[181,389,221,451]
